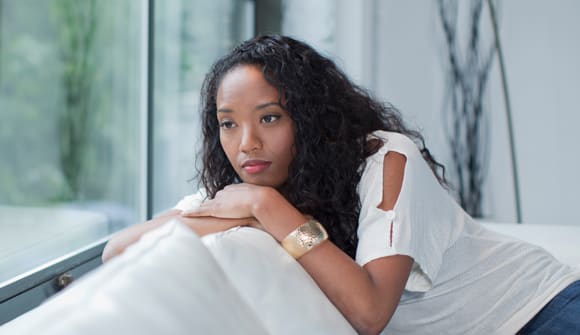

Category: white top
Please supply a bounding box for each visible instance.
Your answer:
[357,131,580,334]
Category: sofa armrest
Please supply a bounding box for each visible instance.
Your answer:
[1,222,356,335]
[482,222,580,266]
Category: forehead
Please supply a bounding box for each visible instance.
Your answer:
[216,65,281,107]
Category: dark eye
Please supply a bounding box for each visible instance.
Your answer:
[261,115,280,124]
[219,120,236,129]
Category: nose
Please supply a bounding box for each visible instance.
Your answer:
[239,125,262,153]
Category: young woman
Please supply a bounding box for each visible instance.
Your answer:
[103,35,580,334]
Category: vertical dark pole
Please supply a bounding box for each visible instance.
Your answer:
[487,0,522,223]
[254,0,281,35]
[146,0,155,220]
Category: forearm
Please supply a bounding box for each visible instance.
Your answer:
[252,189,409,334]
[101,210,180,262]
[102,211,257,263]
[298,243,410,334]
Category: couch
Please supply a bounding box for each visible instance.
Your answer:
[1,220,578,334]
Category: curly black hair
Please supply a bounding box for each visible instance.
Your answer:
[199,35,446,259]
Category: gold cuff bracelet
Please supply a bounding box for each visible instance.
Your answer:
[281,219,328,259]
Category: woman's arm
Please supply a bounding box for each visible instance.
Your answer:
[252,153,412,335]
[101,210,258,263]
[185,152,412,335]
[253,191,412,335]
[101,209,178,262]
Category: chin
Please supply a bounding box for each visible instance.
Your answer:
[240,175,285,188]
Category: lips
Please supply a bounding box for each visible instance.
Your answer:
[241,160,272,174]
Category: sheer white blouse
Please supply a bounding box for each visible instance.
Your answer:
[356,131,580,334]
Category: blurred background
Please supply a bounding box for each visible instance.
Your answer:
[0,0,578,323]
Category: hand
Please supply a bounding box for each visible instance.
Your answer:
[179,215,264,233]
[102,211,265,262]
[181,183,271,220]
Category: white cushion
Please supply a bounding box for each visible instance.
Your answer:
[1,221,268,335]
[203,227,356,335]
[482,222,580,266]
[1,221,355,334]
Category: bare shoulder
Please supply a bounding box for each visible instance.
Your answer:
[378,152,407,212]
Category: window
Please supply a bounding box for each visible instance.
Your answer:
[152,0,254,214]
[0,0,146,283]
[0,0,253,324]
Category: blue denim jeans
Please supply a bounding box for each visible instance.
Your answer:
[518,280,580,334]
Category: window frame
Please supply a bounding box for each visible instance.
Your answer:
[0,240,106,324]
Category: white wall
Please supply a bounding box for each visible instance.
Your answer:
[365,1,580,225]
[284,0,580,225]
[282,0,376,86]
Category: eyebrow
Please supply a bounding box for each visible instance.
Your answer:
[255,102,282,110]
[217,102,283,114]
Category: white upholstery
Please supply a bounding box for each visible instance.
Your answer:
[482,222,580,267]
[202,227,356,335]
[0,221,268,335]
[1,220,354,335]
[1,220,578,334]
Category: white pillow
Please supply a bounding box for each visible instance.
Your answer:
[1,221,356,335]
[202,227,356,335]
[0,221,268,335]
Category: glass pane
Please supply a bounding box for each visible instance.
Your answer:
[0,0,146,283]
[152,0,254,214]
[282,0,336,54]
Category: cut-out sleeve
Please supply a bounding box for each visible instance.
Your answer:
[356,131,466,292]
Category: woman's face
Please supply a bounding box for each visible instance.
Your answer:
[216,65,295,188]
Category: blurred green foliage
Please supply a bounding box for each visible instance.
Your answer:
[53,0,97,200]
[0,0,142,207]
[0,0,245,213]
